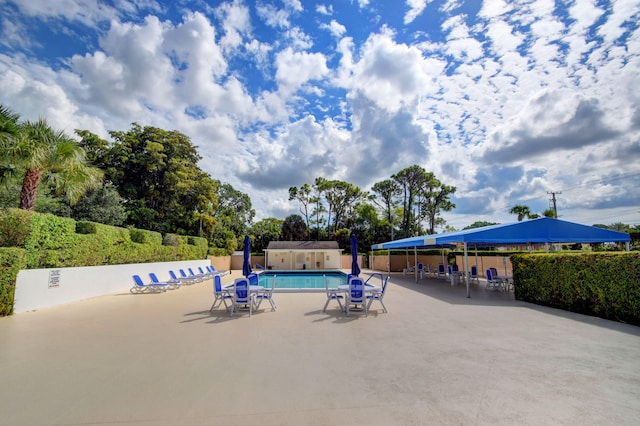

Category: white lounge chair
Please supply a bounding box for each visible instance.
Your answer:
[149,272,179,290]
[179,269,201,285]
[130,274,169,293]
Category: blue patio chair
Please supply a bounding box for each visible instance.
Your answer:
[322,274,344,313]
[346,276,367,317]
[149,272,179,290]
[230,277,256,317]
[437,263,446,279]
[247,272,260,287]
[130,274,169,293]
[470,266,480,285]
[210,275,232,312]
[366,275,389,313]
[255,274,277,311]
[485,268,500,291]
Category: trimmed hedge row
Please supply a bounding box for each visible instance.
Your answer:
[0,208,209,315]
[512,252,640,326]
[0,248,26,316]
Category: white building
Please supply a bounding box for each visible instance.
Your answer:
[265,241,342,270]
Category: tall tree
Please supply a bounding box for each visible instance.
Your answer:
[509,204,532,221]
[250,217,283,252]
[212,182,254,241]
[371,179,401,239]
[282,214,307,241]
[392,165,429,237]
[420,179,456,235]
[81,124,219,234]
[0,114,102,211]
[288,183,313,239]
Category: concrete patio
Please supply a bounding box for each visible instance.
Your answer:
[1,271,639,425]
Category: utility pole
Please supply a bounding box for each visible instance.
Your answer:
[547,191,561,218]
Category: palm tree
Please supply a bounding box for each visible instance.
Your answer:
[0,111,103,210]
[0,105,20,139]
[509,204,532,222]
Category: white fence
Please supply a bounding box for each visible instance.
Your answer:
[13,260,211,314]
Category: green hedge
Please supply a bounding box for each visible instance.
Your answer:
[0,248,26,316]
[512,252,640,325]
[0,209,209,315]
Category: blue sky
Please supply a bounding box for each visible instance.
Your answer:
[1,0,639,230]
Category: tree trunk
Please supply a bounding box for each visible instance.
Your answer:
[19,169,42,211]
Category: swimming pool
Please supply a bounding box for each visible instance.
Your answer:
[257,270,347,292]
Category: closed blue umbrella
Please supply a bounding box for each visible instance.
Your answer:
[242,235,252,277]
[350,234,360,277]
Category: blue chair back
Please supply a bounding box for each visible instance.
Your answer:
[214,275,223,292]
[169,270,179,280]
[247,273,259,287]
[452,264,459,272]
[438,264,445,274]
[349,277,364,302]
[149,273,160,283]
[234,278,249,302]
[447,265,453,275]
[179,269,189,278]
[188,268,198,276]
[471,265,478,276]
[490,267,498,277]
[381,276,389,294]
[486,269,494,281]
[133,275,145,286]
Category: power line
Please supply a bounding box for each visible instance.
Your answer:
[547,191,561,218]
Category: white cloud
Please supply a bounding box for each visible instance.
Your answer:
[339,29,445,113]
[320,19,347,38]
[316,4,333,15]
[216,0,252,52]
[404,0,428,25]
[257,2,292,28]
[275,47,329,95]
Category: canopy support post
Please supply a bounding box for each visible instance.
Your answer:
[414,247,418,283]
[464,242,470,298]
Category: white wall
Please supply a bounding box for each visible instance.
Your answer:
[14,260,211,314]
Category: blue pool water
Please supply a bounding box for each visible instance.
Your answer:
[257,270,347,291]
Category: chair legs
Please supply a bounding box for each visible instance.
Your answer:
[210,294,230,312]
[367,297,387,313]
[323,292,343,312]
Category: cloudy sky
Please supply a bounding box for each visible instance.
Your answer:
[1,0,639,230]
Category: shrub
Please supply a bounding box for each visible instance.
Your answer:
[0,208,33,247]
